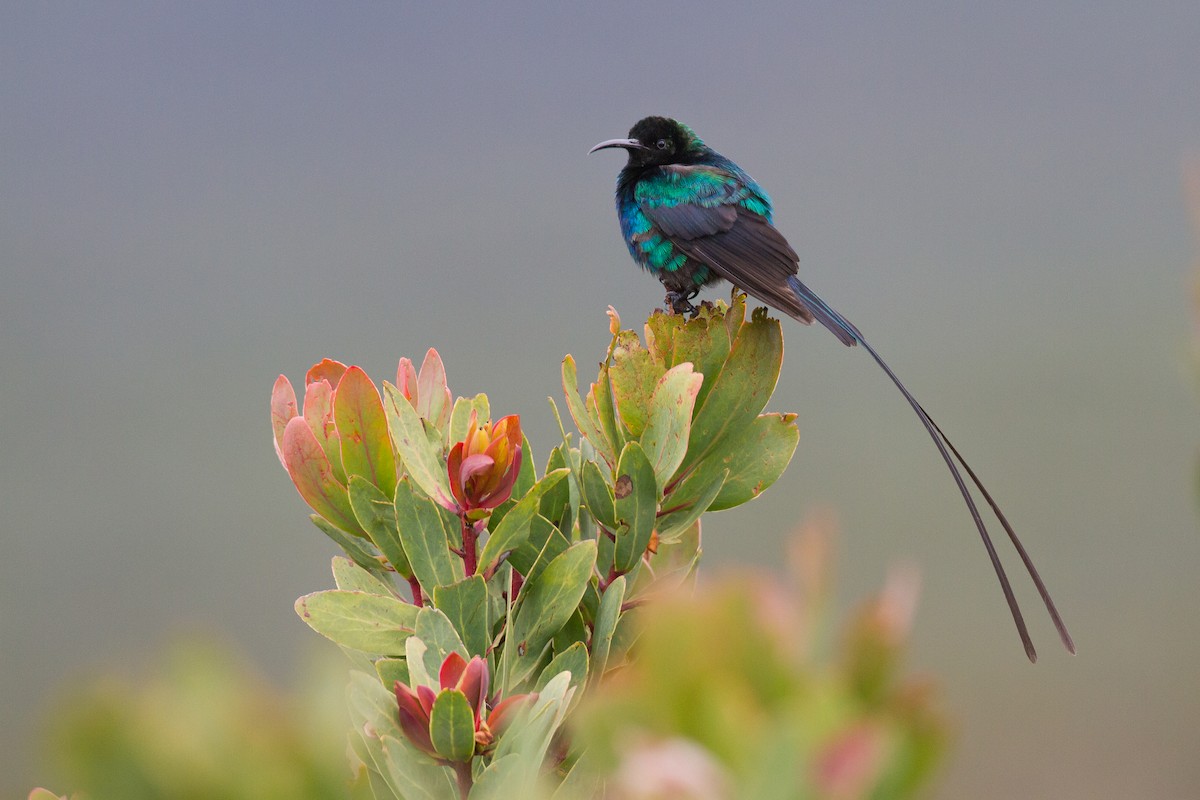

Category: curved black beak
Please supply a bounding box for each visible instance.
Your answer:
[588,138,649,154]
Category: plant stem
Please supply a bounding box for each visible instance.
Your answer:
[406,575,424,606]
[452,759,473,799]
[461,517,482,575]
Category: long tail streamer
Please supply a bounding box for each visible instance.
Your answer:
[788,277,1074,661]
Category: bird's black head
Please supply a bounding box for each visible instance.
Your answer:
[589,116,706,168]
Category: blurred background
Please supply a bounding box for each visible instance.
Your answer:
[3,2,1198,797]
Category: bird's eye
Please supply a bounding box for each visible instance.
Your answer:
[655,139,670,150]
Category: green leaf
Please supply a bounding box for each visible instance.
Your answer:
[639,363,704,486]
[348,675,404,789]
[335,366,399,496]
[383,383,454,508]
[430,689,476,762]
[595,519,615,582]
[348,670,404,741]
[332,555,394,595]
[477,468,569,577]
[683,413,798,511]
[393,477,464,592]
[508,541,597,689]
[513,433,538,499]
[415,608,470,680]
[551,608,588,654]
[281,416,362,535]
[608,330,662,439]
[433,576,490,658]
[589,575,625,687]
[551,755,601,800]
[295,590,417,655]
[448,393,490,448]
[379,734,458,799]
[562,355,613,463]
[665,304,735,411]
[375,657,410,690]
[613,442,658,573]
[348,475,412,577]
[579,459,616,530]
[539,447,572,526]
[588,364,625,457]
[679,305,783,473]
[492,671,575,788]
[537,640,589,696]
[508,515,570,585]
[310,514,380,570]
[656,468,728,543]
[470,755,528,799]
[405,636,433,690]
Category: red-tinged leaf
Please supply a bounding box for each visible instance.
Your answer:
[394,683,436,756]
[307,357,348,387]
[439,651,469,690]
[481,446,521,510]
[486,693,535,738]
[334,366,398,496]
[303,380,346,484]
[417,348,452,429]
[271,375,298,467]
[459,656,489,724]
[395,681,431,726]
[281,416,361,535]
[417,684,437,716]
[459,453,496,488]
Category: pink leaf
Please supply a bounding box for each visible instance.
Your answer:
[303,380,345,484]
[271,375,298,468]
[417,348,452,429]
[280,417,360,534]
[396,357,418,404]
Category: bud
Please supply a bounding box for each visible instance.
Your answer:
[394,652,534,760]
[446,410,523,517]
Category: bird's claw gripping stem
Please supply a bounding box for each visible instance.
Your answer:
[665,289,700,317]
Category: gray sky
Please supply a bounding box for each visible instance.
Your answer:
[3,2,1199,796]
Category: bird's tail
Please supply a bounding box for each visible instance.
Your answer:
[788,277,1074,661]
[787,276,862,347]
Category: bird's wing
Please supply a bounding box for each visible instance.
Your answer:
[636,165,816,324]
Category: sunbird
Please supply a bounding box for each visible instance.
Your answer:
[591,116,1074,661]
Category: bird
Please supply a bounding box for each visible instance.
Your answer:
[590,116,1074,662]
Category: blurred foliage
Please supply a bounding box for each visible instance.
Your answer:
[567,519,946,799]
[32,642,369,800]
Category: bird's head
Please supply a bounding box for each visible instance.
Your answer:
[589,116,706,167]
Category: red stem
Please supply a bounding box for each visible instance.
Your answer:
[461,517,482,575]
[407,575,424,606]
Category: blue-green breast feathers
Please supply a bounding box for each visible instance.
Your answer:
[617,163,774,285]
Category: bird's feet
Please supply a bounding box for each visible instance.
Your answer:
[665,289,700,317]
